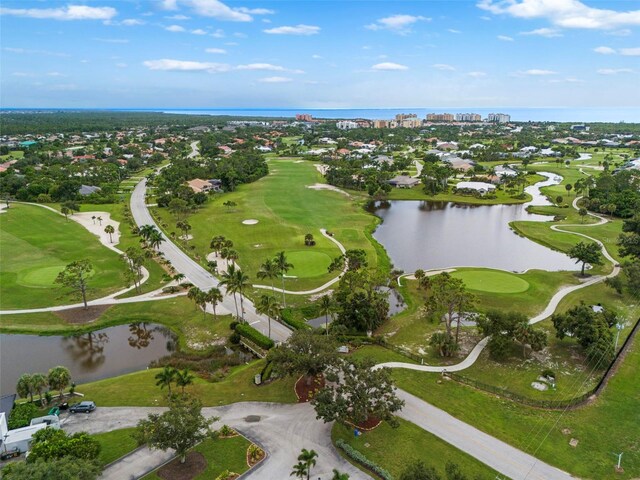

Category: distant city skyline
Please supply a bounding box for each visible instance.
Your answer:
[1,0,639,109]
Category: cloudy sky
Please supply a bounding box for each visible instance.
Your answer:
[1,0,639,108]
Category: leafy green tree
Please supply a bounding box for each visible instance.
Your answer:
[134,395,216,464]
[47,366,71,399]
[313,358,404,427]
[1,457,101,480]
[476,310,546,360]
[155,366,177,396]
[568,241,603,276]
[291,461,308,479]
[28,428,101,463]
[268,330,338,385]
[619,214,640,260]
[7,402,39,429]
[61,206,70,221]
[55,259,93,309]
[578,207,588,223]
[399,460,442,480]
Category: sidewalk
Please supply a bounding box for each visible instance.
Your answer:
[100,446,174,480]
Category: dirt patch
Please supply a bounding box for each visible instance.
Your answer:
[294,374,325,403]
[157,451,207,480]
[347,416,382,431]
[54,305,112,324]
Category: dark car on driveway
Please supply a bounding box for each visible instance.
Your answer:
[69,401,96,413]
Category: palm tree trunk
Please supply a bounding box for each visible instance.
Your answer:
[233,293,239,319]
[268,315,271,339]
[239,295,245,323]
[281,276,286,307]
[213,304,217,321]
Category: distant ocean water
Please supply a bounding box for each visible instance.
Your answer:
[152,107,640,123]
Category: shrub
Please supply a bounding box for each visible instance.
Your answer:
[229,332,241,345]
[235,324,275,350]
[229,321,239,331]
[218,425,235,437]
[335,439,392,480]
[261,361,274,382]
[8,402,40,429]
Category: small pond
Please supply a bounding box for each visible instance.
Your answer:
[0,323,177,396]
[370,173,579,273]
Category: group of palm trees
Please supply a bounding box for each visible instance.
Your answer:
[257,252,294,307]
[154,366,194,396]
[137,224,166,251]
[16,366,72,403]
[187,286,224,320]
[291,448,350,480]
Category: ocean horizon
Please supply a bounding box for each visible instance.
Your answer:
[2,107,639,123]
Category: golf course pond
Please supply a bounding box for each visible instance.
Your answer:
[0,323,177,396]
[370,173,579,273]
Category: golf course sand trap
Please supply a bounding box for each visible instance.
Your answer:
[314,164,329,175]
[306,184,351,197]
[70,212,120,249]
[242,219,259,225]
[294,160,305,163]
[205,252,237,274]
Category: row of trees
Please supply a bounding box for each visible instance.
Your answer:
[16,366,72,403]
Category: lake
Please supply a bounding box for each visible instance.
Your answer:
[371,173,579,273]
[0,323,176,396]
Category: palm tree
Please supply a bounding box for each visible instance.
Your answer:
[256,294,280,339]
[47,366,71,400]
[173,273,186,285]
[319,294,334,335]
[91,215,96,224]
[148,230,165,251]
[206,288,223,320]
[175,369,195,394]
[209,235,226,256]
[291,462,308,479]
[297,449,318,480]
[139,224,157,243]
[97,216,103,226]
[31,373,48,404]
[104,224,115,243]
[332,470,350,480]
[155,366,177,396]
[16,374,34,403]
[220,264,241,319]
[234,268,251,323]
[274,251,293,307]
[61,207,70,221]
[206,260,218,275]
[188,287,204,310]
[257,258,279,295]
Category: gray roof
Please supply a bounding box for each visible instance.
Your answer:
[0,394,16,417]
[79,185,102,196]
[388,175,420,186]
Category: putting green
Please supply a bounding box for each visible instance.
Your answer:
[18,265,67,287]
[450,270,530,294]
[286,250,333,278]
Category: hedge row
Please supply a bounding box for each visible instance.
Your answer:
[280,309,310,330]
[335,439,393,480]
[235,323,275,350]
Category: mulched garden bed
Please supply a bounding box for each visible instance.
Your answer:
[246,445,265,467]
[294,374,325,403]
[347,416,382,431]
[54,305,111,324]
[157,451,207,480]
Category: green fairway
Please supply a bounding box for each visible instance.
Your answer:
[151,159,385,292]
[450,269,530,293]
[286,250,333,278]
[0,204,127,309]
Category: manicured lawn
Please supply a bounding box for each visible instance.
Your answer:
[450,269,530,293]
[0,204,127,309]
[93,427,138,465]
[0,150,24,160]
[150,158,385,293]
[0,296,233,353]
[144,435,251,480]
[77,360,296,407]
[333,419,498,479]
[391,331,640,479]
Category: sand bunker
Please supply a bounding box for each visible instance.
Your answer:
[306,184,350,197]
[242,219,259,225]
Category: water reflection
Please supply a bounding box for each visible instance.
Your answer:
[0,323,176,396]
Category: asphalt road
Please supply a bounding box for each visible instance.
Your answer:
[129,178,292,343]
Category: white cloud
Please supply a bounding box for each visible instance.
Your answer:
[606,29,631,36]
[186,0,252,21]
[191,29,207,35]
[211,29,225,38]
[620,47,640,56]
[513,69,557,76]
[143,59,231,72]
[4,47,70,57]
[166,14,190,20]
[521,27,563,38]
[497,35,514,41]
[594,46,616,54]
[0,5,117,21]
[432,63,456,71]
[121,18,144,26]
[161,0,178,10]
[46,72,67,77]
[205,48,227,54]
[597,68,633,74]
[165,24,185,32]
[448,28,462,33]
[467,71,487,77]
[311,54,323,59]
[263,24,320,35]
[237,63,285,71]
[371,62,409,71]
[365,14,429,34]
[259,76,293,83]
[549,77,584,83]
[12,72,34,77]
[478,0,640,30]
[236,7,274,15]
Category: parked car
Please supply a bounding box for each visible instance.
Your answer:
[69,401,96,413]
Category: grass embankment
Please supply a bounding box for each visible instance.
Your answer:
[333,419,498,479]
[151,158,384,293]
[77,360,296,407]
[0,204,127,309]
[0,296,233,353]
[143,436,251,480]
[391,331,640,480]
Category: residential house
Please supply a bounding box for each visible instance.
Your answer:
[79,185,101,196]
[388,175,420,188]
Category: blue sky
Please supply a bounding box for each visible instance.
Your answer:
[1,0,639,108]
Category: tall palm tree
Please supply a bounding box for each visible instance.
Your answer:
[234,268,251,323]
[173,273,186,285]
[220,263,241,319]
[175,369,195,394]
[139,224,157,242]
[206,288,223,321]
[104,224,115,243]
[31,373,48,404]
[148,230,165,251]
[155,366,177,396]
[291,462,307,479]
[188,286,204,310]
[297,449,318,480]
[319,294,334,335]
[257,258,279,295]
[256,294,280,339]
[274,251,293,307]
[97,216,103,226]
[16,374,34,403]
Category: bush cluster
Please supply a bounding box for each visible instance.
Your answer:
[235,323,275,350]
[335,439,392,480]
